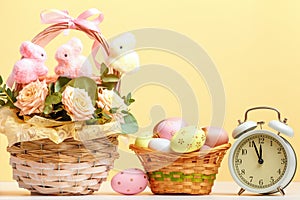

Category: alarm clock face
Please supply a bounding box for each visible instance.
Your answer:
[229,130,296,194]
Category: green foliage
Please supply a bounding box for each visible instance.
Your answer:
[120,112,138,134]
[43,92,62,115]
[55,77,71,92]
[123,92,135,106]
[0,76,18,109]
[100,63,120,90]
[92,108,112,124]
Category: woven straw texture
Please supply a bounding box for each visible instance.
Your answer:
[130,143,231,195]
[7,134,119,195]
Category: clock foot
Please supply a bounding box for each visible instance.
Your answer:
[238,188,245,195]
[277,187,285,196]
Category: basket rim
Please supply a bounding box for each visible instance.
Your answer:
[129,143,231,159]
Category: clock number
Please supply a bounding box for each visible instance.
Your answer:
[249,176,253,183]
[241,169,246,175]
[249,141,254,147]
[270,140,273,146]
[277,168,281,175]
[259,179,264,186]
[242,149,247,155]
[235,159,242,165]
[270,176,275,184]
[259,137,264,144]
[277,147,282,154]
[281,158,287,164]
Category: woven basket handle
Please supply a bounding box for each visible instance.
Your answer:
[31,9,109,56]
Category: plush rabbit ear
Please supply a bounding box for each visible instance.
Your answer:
[20,41,35,58]
[68,37,83,55]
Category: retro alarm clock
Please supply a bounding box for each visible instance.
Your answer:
[228,106,297,195]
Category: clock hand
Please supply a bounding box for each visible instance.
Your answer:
[259,144,264,164]
[252,141,260,160]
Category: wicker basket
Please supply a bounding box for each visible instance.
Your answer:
[8,135,119,195]
[5,10,121,195]
[130,143,231,195]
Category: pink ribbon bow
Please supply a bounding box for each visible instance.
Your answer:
[40,8,104,32]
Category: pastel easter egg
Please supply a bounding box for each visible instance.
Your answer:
[148,138,173,153]
[200,145,212,152]
[202,126,229,147]
[170,126,206,153]
[153,117,188,140]
[135,132,153,148]
[111,168,148,195]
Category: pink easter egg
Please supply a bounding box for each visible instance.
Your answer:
[202,126,229,147]
[153,117,188,140]
[111,168,148,195]
[200,145,212,151]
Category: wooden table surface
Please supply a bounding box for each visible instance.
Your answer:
[1,181,300,199]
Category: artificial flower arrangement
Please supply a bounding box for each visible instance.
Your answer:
[0,9,139,195]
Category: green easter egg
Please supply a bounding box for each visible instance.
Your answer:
[170,126,206,153]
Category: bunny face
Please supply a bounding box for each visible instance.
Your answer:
[31,45,47,61]
[20,41,47,61]
[55,44,73,64]
[109,33,136,57]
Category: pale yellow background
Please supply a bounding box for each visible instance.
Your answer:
[1,0,300,183]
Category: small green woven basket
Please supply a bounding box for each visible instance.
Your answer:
[130,143,230,195]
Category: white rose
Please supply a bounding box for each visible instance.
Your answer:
[62,86,95,121]
[97,89,128,121]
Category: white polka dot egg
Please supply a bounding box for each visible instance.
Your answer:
[111,168,148,195]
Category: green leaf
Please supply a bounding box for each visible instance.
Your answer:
[55,77,71,92]
[121,110,129,114]
[6,88,12,97]
[85,118,98,125]
[67,77,98,103]
[102,74,120,83]
[0,99,5,106]
[101,63,109,75]
[43,105,53,115]
[45,92,62,105]
[6,101,16,109]
[102,112,112,120]
[101,82,118,90]
[127,93,132,101]
[121,113,138,134]
[0,76,3,85]
[110,107,118,114]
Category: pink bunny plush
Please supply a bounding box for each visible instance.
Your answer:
[7,41,48,87]
[54,37,92,78]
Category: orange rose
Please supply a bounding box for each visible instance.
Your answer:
[14,80,48,115]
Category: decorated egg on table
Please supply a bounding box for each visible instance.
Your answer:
[134,132,153,148]
[111,168,148,195]
[202,126,229,147]
[153,117,188,140]
[148,138,173,153]
[170,126,206,153]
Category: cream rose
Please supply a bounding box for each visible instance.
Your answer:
[62,86,95,121]
[14,80,48,115]
[97,89,127,121]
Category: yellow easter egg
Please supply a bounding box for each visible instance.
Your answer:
[134,132,153,148]
[170,126,206,153]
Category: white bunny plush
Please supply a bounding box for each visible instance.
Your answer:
[54,37,92,78]
[104,33,140,75]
